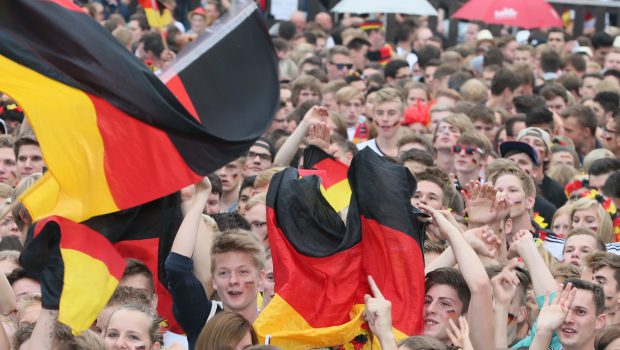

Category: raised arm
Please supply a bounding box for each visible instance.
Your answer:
[420,204,495,350]
[273,106,328,166]
[171,177,212,258]
[508,230,557,296]
[491,261,519,349]
[530,284,576,350]
[364,276,398,350]
[0,272,15,316]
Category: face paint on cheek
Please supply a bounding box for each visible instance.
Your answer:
[471,158,478,165]
[134,346,146,350]
[244,281,256,289]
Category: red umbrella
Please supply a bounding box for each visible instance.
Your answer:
[453,0,563,29]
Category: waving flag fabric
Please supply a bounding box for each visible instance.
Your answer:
[254,148,426,349]
[0,0,278,223]
[302,145,351,212]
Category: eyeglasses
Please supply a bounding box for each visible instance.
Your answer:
[452,144,484,155]
[600,126,620,135]
[330,62,353,70]
[247,151,271,161]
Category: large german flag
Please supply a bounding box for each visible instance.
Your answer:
[19,216,127,332]
[0,0,278,223]
[254,148,426,349]
[302,145,351,212]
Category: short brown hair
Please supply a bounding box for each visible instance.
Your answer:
[584,252,620,292]
[564,227,607,253]
[195,311,258,350]
[290,75,321,106]
[210,229,265,273]
[13,134,38,160]
[415,167,454,206]
[457,130,492,155]
[425,267,471,313]
[560,105,598,136]
[122,258,155,294]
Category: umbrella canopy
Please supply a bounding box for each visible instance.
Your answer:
[452,0,562,29]
[331,0,438,16]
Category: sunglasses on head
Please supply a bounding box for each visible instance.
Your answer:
[331,62,353,70]
[452,144,483,155]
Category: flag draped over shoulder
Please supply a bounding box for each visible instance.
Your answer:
[301,146,351,212]
[254,148,426,349]
[0,0,278,223]
[20,216,127,332]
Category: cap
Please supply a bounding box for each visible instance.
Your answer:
[500,141,539,166]
[476,29,495,46]
[517,127,552,152]
[573,46,593,58]
[188,7,207,20]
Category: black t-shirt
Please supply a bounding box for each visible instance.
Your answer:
[540,175,567,209]
[534,194,557,225]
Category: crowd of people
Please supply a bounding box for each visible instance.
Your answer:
[3,0,620,349]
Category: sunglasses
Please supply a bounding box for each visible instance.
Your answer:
[452,144,484,155]
[331,62,353,70]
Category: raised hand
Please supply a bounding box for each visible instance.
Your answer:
[447,316,474,350]
[491,261,520,305]
[302,105,329,124]
[536,283,576,334]
[417,204,461,242]
[307,121,330,151]
[364,276,397,349]
[464,226,501,258]
[463,181,497,225]
[507,230,534,259]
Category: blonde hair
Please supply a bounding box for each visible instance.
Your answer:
[487,159,536,198]
[210,229,265,273]
[16,293,41,325]
[460,79,488,104]
[335,86,363,104]
[245,192,267,212]
[551,263,581,281]
[0,250,19,264]
[570,198,614,243]
[582,149,615,173]
[546,164,578,187]
[12,173,42,230]
[372,87,404,113]
[254,168,284,191]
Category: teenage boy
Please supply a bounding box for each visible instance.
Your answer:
[453,131,490,190]
[530,279,606,350]
[166,177,265,349]
[357,87,404,158]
